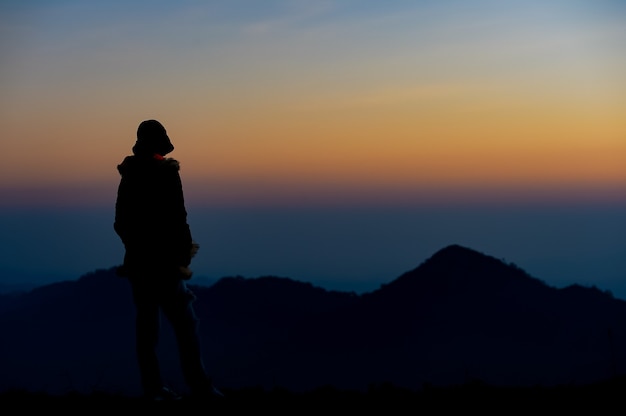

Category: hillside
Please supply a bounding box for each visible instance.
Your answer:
[1,244,625,396]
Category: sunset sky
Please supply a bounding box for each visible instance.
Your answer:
[1,1,625,296]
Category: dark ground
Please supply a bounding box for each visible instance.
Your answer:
[2,378,625,414]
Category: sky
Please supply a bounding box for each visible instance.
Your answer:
[1,1,625,296]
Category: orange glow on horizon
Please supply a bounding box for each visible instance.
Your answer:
[1,2,625,208]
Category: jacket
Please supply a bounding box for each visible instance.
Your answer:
[114,154,194,278]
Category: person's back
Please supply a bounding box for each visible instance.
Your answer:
[115,152,192,278]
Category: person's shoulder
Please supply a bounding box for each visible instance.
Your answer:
[161,157,181,171]
[117,155,181,174]
[117,155,137,174]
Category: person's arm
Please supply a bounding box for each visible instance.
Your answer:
[164,160,194,266]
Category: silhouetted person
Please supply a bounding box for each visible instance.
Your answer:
[114,119,221,401]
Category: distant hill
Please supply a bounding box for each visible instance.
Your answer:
[1,244,625,396]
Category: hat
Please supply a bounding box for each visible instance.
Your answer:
[132,119,175,156]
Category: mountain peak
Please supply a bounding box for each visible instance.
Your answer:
[428,243,483,261]
[423,244,506,271]
[373,244,546,299]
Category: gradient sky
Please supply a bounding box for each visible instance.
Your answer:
[1,1,625,296]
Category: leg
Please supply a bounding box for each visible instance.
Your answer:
[160,280,215,394]
[130,279,164,395]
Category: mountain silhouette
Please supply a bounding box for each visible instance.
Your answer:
[1,244,625,395]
